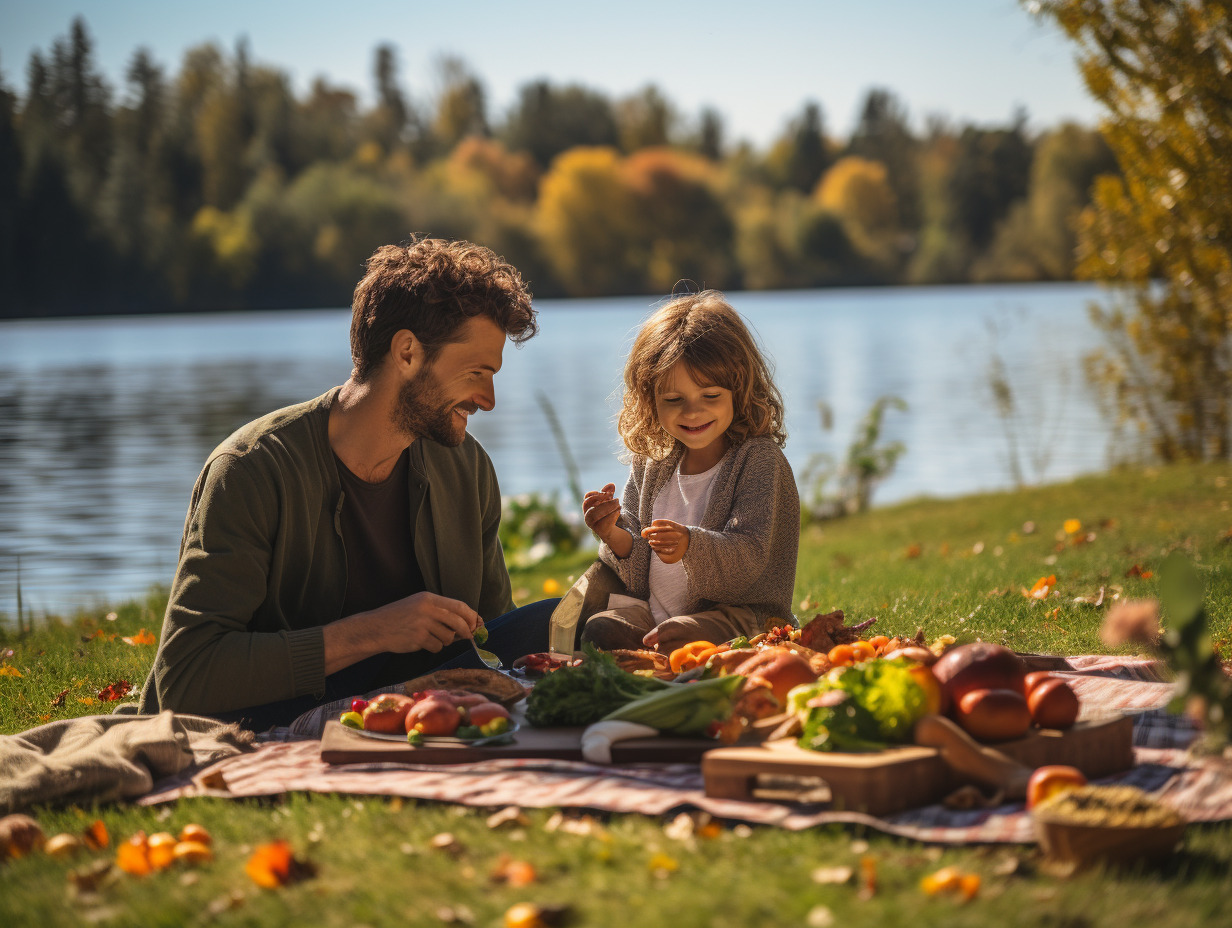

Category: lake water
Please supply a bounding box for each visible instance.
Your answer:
[0,282,1122,618]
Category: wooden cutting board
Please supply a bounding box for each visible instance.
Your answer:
[702,714,1135,815]
[319,720,715,765]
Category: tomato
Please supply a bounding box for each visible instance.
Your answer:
[1025,765,1087,809]
[350,697,369,714]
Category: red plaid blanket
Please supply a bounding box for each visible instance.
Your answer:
[143,656,1230,843]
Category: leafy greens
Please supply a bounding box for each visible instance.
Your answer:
[787,659,929,753]
[525,644,670,727]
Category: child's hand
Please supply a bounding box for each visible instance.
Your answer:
[582,483,621,542]
[641,519,689,564]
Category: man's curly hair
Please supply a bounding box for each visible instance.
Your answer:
[618,290,786,460]
[349,237,537,381]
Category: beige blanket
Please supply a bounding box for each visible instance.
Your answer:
[0,711,254,814]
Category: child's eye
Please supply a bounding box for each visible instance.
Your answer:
[661,396,682,404]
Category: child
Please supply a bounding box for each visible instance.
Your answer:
[575,290,799,654]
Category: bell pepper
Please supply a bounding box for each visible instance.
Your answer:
[668,641,720,674]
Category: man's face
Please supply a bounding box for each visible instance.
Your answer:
[393,316,506,446]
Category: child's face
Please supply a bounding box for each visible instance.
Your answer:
[655,362,733,468]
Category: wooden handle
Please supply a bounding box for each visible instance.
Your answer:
[913,714,1032,799]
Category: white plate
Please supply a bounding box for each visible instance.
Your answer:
[346,722,520,746]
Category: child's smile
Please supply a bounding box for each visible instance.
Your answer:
[656,362,733,473]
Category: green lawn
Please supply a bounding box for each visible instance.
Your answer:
[2,461,1231,927]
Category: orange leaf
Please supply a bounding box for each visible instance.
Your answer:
[116,832,151,876]
[84,819,110,850]
[50,688,69,707]
[0,665,23,677]
[1024,575,1057,599]
[122,629,157,646]
[905,543,923,559]
[97,680,133,702]
[245,840,314,888]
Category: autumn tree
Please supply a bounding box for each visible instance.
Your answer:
[846,88,920,231]
[1036,0,1232,460]
[816,155,902,271]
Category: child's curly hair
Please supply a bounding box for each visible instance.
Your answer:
[618,291,786,460]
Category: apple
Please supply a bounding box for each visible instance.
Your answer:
[954,688,1032,741]
[932,642,1026,706]
[1027,677,1080,729]
[1026,765,1087,809]
[1022,671,1054,695]
[361,693,414,733]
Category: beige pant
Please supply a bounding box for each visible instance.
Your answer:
[580,601,757,653]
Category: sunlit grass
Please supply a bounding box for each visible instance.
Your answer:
[1,461,1230,926]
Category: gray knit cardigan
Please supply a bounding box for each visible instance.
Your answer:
[596,436,800,633]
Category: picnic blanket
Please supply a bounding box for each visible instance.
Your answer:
[0,711,255,814]
[141,656,1232,843]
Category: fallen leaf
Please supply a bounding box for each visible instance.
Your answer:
[1063,519,1082,535]
[245,839,314,888]
[905,543,922,559]
[122,629,157,646]
[77,697,97,706]
[486,807,530,830]
[489,853,537,887]
[858,855,877,899]
[0,665,23,677]
[1125,564,1154,579]
[1072,587,1106,607]
[648,851,678,875]
[84,820,110,850]
[1023,575,1057,599]
[97,680,133,702]
[811,865,854,885]
[50,688,70,707]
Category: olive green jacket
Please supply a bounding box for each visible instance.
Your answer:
[138,388,513,716]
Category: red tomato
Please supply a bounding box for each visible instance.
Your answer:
[350,698,369,714]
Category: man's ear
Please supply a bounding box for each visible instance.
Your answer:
[389,329,424,376]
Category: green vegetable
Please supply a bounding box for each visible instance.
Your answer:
[601,674,745,736]
[474,625,489,646]
[525,644,670,727]
[728,636,751,649]
[788,659,929,753]
[455,725,483,740]
[406,730,424,746]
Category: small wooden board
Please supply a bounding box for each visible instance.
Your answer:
[702,715,1134,815]
[319,720,715,766]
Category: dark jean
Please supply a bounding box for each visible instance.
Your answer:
[214,598,558,730]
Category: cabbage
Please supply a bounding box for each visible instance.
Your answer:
[786,659,929,753]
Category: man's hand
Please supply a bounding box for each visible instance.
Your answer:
[323,592,480,675]
[641,519,689,564]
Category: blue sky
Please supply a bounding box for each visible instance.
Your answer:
[0,0,1099,146]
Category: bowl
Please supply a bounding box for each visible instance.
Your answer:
[1032,813,1186,868]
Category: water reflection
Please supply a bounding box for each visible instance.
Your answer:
[0,284,1118,617]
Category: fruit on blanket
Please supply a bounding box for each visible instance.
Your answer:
[467,701,511,728]
[932,642,1026,706]
[1022,671,1055,695]
[406,695,464,736]
[1026,765,1087,809]
[1027,677,1080,729]
[905,663,945,716]
[361,693,414,733]
[954,688,1032,741]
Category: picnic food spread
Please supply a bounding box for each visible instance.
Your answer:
[320,609,1145,820]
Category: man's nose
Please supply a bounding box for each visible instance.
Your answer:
[474,378,495,412]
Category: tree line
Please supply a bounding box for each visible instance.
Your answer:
[0,16,1117,318]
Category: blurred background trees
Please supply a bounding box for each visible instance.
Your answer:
[1036,0,1231,462]
[2,15,1120,316]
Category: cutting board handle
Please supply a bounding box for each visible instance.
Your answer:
[913,714,1032,798]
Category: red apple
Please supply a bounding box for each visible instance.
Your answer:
[932,642,1026,707]
[1026,765,1087,809]
[1027,677,1080,730]
[1022,671,1054,696]
[955,688,1032,742]
[361,693,414,733]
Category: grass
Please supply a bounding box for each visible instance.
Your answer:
[2,461,1231,927]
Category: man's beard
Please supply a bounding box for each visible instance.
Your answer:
[392,367,476,447]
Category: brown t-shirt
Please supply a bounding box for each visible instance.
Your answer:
[335,447,425,617]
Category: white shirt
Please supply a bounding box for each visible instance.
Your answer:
[646,458,723,623]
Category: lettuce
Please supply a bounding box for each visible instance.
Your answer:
[787,659,929,753]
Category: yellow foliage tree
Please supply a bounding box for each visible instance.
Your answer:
[535,147,642,296]
[815,155,901,267]
[1037,0,1232,460]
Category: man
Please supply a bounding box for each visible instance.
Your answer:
[138,238,554,727]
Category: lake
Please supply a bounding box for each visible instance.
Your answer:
[0,282,1123,618]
